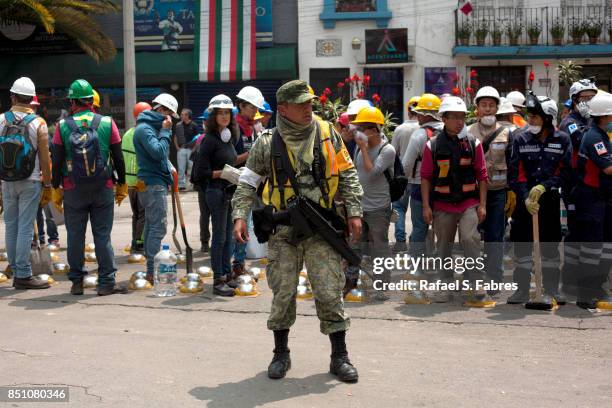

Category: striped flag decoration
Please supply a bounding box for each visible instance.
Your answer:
[199,0,256,82]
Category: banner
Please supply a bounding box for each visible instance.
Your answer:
[199,0,256,82]
[0,21,79,54]
[256,0,273,47]
[424,67,457,95]
[134,0,195,51]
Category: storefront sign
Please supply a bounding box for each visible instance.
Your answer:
[424,67,457,95]
[134,0,195,51]
[0,20,79,54]
[365,28,408,64]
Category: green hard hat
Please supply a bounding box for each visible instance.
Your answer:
[68,79,94,99]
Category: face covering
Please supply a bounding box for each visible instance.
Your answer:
[480,115,496,127]
[457,125,468,139]
[253,122,264,133]
[220,127,231,143]
[355,131,368,143]
[577,101,591,119]
[528,125,542,135]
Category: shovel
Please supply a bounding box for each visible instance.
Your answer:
[525,213,557,311]
[31,220,53,276]
[171,184,182,254]
[172,169,193,275]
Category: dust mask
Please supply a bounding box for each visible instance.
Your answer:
[481,115,496,127]
[528,125,542,135]
[220,127,231,143]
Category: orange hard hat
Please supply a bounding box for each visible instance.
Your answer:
[133,102,152,119]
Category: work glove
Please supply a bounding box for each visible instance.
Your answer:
[52,188,64,213]
[504,191,517,218]
[524,198,540,215]
[40,186,52,208]
[115,183,129,206]
[135,179,146,193]
[527,184,546,204]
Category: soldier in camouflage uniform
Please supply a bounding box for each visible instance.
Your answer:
[232,80,364,382]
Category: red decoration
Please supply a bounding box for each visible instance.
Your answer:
[466,87,475,94]
[351,74,361,82]
[459,1,473,16]
[319,95,328,104]
[451,87,461,96]
[470,79,478,87]
[543,61,550,68]
[372,93,381,103]
[337,82,344,88]
[469,69,478,78]
[529,70,535,82]
[357,90,365,99]
[363,75,371,86]
[324,87,332,96]
[345,77,351,83]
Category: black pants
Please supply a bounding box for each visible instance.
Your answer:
[128,188,145,246]
[510,191,562,295]
[198,187,211,246]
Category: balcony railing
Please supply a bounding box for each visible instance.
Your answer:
[455,6,612,47]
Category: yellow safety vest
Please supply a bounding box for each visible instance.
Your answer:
[262,120,353,211]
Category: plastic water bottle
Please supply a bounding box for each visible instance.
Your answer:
[154,244,177,297]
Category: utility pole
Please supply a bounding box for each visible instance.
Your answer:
[123,0,136,129]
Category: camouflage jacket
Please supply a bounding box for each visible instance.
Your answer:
[231,119,363,221]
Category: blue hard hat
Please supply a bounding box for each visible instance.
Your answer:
[260,101,273,114]
[564,99,572,108]
[197,109,210,120]
[232,106,239,116]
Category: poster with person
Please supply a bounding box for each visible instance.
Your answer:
[134,0,195,51]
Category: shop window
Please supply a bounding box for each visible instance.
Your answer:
[320,0,392,29]
[470,66,526,96]
[364,68,403,123]
[310,68,351,104]
[335,0,377,12]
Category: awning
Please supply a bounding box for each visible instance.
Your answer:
[453,44,612,60]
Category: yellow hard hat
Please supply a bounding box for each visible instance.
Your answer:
[308,85,315,96]
[93,89,101,109]
[351,106,385,125]
[408,95,421,107]
[254,111,264,120]
[414,93,441,112]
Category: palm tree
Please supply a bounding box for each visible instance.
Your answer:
[0,0,120,62]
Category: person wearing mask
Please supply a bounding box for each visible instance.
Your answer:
[352,107,396,300]
[122,102,152,254]
[468,86,514,295]
[1,77,52,290]
[421,96,489,305]
[231,86,266,281]
[558,79,598,297]
[174,108,199,191]
[390,96,420,253]
[193,95,238,296]
[133,93,179,285]
[402,94,443,262]
[572,92,612,309]
[508,93,571,305]
[192,109,211,252]
[52,79,127,296]
[336,112,356,160]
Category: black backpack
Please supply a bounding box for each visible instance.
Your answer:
[0,111,38,181]
[65,114,110,191]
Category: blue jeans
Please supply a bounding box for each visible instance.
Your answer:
[480,189,506,283]
[232,212,251,266]
[206,187,233,279]
[409,184,428,258]
[392,184,410,242]
[2,180,41,278]
[64,187,117,287]
[177,147,193,188]
[140,185,169,276]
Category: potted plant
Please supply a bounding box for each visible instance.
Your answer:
[506,21,523,46]
[491,23,503,46]
[569,19,585,44]
[550,18,565,46]
[585,19,603,44]
[474,20,489,46]
[457,22,471,46]
[527,21,542,45]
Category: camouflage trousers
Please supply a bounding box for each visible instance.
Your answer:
[266,225,350,335]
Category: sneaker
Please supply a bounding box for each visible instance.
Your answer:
[70,281,84,296]
[213,278,235,296]
[97,284,128,296]
[48,239,60,246]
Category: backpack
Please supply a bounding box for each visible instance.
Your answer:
[0,111,38,181]
[380,143,408,202]
[64,114,110,191]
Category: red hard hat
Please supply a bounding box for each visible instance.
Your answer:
[337,112,350,127]
[30,95,40,106]
[133,102,152,119]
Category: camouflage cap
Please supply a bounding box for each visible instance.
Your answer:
[276,80,317,104]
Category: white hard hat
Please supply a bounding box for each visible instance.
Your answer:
[346,99,373,115]
[207,94,234,112]
[10,77,36,97]
[496,97,516,115]
[439,96,468,114]
[506,91,526,108]
[588,92,612,117]
[236,86,265,110]
[474,86,501,104]
[152,93,179,118]
[569,79,598,99]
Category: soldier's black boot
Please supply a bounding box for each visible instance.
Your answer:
[268,329,291,379]
[329,330,358,383]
